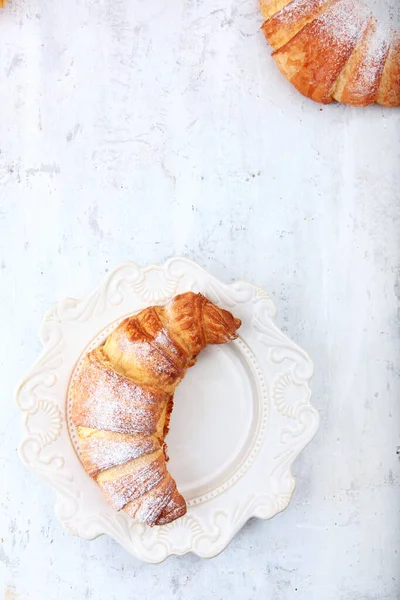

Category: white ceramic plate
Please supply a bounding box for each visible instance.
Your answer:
[16,258,319,563]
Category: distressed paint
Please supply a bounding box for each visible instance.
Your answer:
[0,0,399,598]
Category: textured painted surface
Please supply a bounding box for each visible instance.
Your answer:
[0,0,400,598]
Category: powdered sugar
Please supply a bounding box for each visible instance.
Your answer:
[71,293,241,526]
[155,490,187,526]
[274,0,336,24]
[349,19,391,94]
[263,0,399,104]
[71,350,169,435]
[124,475,176,525]
[316,0,370,47]
[153,327,187,368]
[119,336,179,377]
[81,432,159,476]
[100,455,165,511]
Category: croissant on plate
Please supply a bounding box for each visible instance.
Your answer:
[260,0,400,106]
[71,292,241,526]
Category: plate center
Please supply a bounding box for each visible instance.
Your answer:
[166,340,258,501]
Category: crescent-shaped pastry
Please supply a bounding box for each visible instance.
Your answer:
[71,292,241,526]
[260,0,400,106]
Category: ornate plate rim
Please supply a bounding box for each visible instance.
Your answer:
[15,257,319,563]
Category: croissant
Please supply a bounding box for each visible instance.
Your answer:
[260,0,400,106]
[71,292,241,526]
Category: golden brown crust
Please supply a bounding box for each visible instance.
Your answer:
[333,17,391,106]
[155,489,187,526]
[201,298,242,345]
[76,427,161,478]
[123,473,177,526]
[261,0,400,106]
[98,452,166,511]
[103,315,186,393]
[262,0,339,51]
[162,292,207,357]
[161,396,175,462]
[260,0,294,20]
[271,0,370,104]
[71,348,169,435]
[376,32,400,107]
[71,292,241,526]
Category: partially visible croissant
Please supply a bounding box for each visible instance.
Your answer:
[260,0,400,106]
[71,292,241,526]
[0,0,8,7]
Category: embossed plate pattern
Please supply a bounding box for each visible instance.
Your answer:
[16,258,319,562]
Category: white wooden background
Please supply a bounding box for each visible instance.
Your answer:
[1,0,399,598]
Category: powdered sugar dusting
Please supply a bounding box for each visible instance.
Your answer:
[80,432,159,476]
[316,0,370,47]
[118,335,181,378]
[71,292,241,525]
[273,0,335,24]
[100,455,165,511]
[85,376,160,433]
[71,350,169,435]
[349,19,391,94]
[124,475,176,525]
[155,490,187,526]
[153,327,187,368]
[263,0,399,104]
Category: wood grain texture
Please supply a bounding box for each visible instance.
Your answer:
[0,0,399,598]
